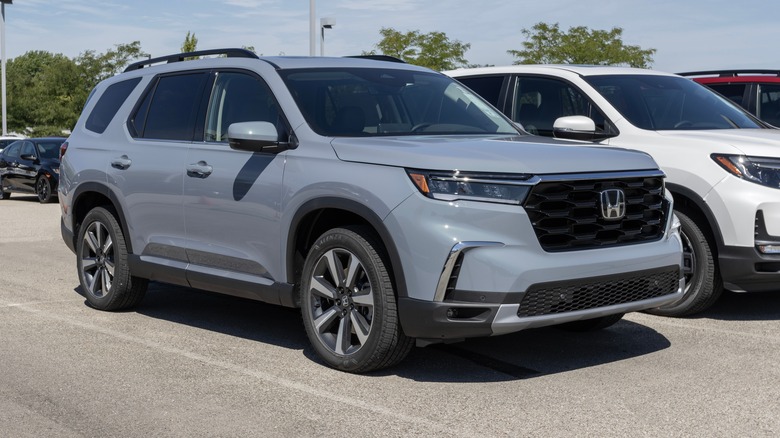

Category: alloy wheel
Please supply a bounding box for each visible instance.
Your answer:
[80,220,115,297]
[308,248,375,356]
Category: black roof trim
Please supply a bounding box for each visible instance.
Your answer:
[678,69,780,77]
[345,55,406,63]
[123,48,259,72]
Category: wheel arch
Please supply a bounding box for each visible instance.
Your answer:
[70,182,134,254]
[666,182,723,251]
[286,197,409,302]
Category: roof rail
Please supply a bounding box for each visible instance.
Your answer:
[678,69,780,77]
[124,48,259,72]
[345,54,406,63]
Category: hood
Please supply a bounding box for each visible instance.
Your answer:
[330,135,659,175]
[657,128,780,157]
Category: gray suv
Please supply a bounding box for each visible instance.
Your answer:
[60,49,684,372]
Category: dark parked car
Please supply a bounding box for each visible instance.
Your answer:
[679,70,780,127]
[0,137,67,203]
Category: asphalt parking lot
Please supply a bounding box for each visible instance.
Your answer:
[1,195,779,437]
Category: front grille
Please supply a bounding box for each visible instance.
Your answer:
[517,267,680,317]
[523,175,668,251]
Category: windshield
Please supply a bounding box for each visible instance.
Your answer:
[280,68,518,136]
[584,75,762,130]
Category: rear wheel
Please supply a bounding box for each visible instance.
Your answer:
[36,176,53,203]
[646,211,722,317]
[300,226,413,373]
[76,206,148,311]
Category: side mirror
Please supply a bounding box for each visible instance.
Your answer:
[20,153,37,162]
[227,121,288,153]
[553,116,604,141]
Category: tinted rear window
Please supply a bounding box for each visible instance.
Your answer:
[85,78,142,134]
[135,73,209,140]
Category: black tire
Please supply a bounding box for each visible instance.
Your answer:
[36,176,53,203]
[0,175,10,200]
[300,226,413,373]
[76,206,148,311]
[557,313,624,332]
[646,211,722,317]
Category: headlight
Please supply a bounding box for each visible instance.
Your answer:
[712,154,780,189]
[406,169,533,205]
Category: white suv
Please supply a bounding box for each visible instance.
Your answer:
[447,65,780,316]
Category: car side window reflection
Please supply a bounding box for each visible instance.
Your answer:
[21,141,36,158]
[3,142,21,158]
[513,76,609,137]
[204,72,280,143]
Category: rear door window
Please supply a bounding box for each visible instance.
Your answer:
[456,75,506,107]
[131,72,209,140]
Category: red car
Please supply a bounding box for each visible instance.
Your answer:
[679,70,780,127]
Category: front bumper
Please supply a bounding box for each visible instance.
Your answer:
[400,265,684,340]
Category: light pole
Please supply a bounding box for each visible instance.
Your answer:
[320,17,335,56]
[0,0,11,136]
[309,0,315,56]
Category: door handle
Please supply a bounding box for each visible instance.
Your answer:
[186,161,213,178]
[111,156,132,170]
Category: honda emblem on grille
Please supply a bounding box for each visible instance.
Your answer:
[599,189,626,220]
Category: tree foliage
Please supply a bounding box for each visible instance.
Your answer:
[182,31,198,53]
[508,22,656,68]
[366,27,470,71]
[5,42,148,135]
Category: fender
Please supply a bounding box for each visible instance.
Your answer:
[70,181,135,254]
[286,196,409,299]
[666,182,725,249]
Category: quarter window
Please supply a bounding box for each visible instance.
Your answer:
[85,77,142,134]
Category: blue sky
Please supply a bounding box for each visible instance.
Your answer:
[4,0,779,72]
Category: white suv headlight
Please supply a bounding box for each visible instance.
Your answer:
[712,154,780,189]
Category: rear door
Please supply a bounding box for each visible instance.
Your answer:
[111,72,210,285]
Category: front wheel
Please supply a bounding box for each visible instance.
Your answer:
[646,211,722,317]
[300,226,413,373]
[76,206,148,311]
[36,176,54,203]
[0,175,10,200]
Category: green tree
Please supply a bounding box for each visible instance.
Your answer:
[6,42,149,135]
[366,27,470,71]
[75,41,149,91]
[6,51,83,135]
[182,31,198,53]
[508,22,656,68]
